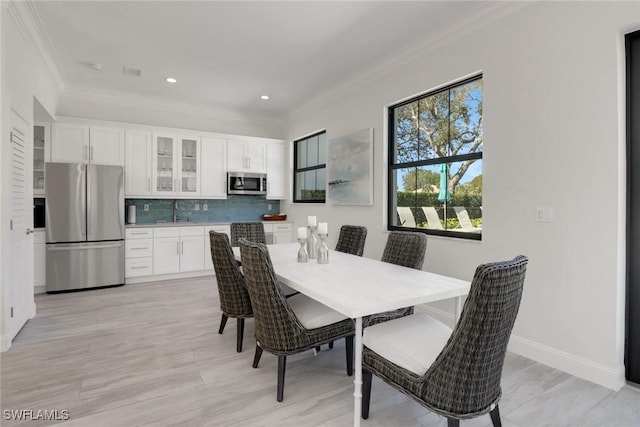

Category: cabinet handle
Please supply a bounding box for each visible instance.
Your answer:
[131,247,146,250]
[147,177,150,192]
[131,266,147,270]
[181,241,184,254]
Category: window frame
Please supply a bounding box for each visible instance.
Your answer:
[387,75,483,241]
[293,130,327,203]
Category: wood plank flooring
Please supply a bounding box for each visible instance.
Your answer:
[1,277,639,426]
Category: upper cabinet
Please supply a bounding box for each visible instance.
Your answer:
[51,122,124,165]
[200,137,227,199]
[227,140,266,173]
[125,129,153,197]
[33,122,50,196]
[266,141,287,200]
[152,133,200,196]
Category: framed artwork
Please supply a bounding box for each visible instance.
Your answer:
[327,128,373,205]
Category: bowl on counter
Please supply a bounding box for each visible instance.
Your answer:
[262,214,287,221]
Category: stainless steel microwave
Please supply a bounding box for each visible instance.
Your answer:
[227,172,267,195]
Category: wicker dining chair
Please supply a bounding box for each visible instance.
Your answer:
[364,231,427,327]
[209,231,253,353]
[230,222,266,247]
[361,255,529,426]
[335,225,367,256]
[239,239,355,402]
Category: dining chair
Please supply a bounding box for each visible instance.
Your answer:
[230,222,266,247]
[209,230,253,353]
[334,225,367,256]
[239,239,355,402]
[364,231,428,327]
[361,255,529,426]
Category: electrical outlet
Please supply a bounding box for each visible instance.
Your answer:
[194,203,200,211]
[536,207,553,222]
[143,204,149,212]
[203,204,208,211]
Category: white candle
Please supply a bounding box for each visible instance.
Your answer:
[318,222,328,235]
[297,227,307,239]
[308,216,317,227]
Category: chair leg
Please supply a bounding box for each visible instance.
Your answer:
[361,368,372,419]
[315,346,321,352]
[345,335,354,376]
[489,404,502,427]
[236,318,245,353]
[329,341,334,349]
[277,355,287,402]
[447,418,460,427]
[218,314,228,334]
[252,345,263,368]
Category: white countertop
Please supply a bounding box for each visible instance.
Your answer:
[126,220,291,228]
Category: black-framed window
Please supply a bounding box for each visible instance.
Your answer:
[388,75,483,240]
[293,131,326,203]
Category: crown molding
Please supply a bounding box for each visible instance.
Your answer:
[7,0,65,90]
[286,1,531,121]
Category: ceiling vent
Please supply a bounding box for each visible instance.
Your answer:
[122,66,142,77]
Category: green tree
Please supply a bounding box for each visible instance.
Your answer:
[402,169,440,191]
[395,79,482,193]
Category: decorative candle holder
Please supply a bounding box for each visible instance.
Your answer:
[317,233,329,264]
[307,225,318,259]
[297,237,308,263]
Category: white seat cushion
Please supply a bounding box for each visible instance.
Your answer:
[363,313,452,375]
[287,294,349,329]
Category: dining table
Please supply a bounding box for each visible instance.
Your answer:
[235,242,471,427]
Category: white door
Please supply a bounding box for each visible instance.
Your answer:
[200,137,227,198]
[266,141,287,199]
[90,126,125,166]
[153,237,180,275]
[125,130,152,196]
[180,236,204,272]
[51,122,88,163]
[7,111,34,342]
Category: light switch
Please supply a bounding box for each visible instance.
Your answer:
[536,207,553,222]
[143,204,149,212]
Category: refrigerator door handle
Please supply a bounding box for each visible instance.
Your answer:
[48,243,123,251]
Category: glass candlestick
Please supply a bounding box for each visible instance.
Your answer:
[317,233,329,264]
[307,225,318,259]
[297,237,308,263]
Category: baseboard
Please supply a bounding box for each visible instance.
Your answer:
[418,304,626,391]
[34,285,46,295]
[0,334,12,352]
[125,270,214,285]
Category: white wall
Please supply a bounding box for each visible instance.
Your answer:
[283,2,640,390]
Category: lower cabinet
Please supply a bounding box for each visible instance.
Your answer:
[125,228,153,278]
[152,227,204,275]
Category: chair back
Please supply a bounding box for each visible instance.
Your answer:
[335,225,367,256]
[423,255,528,416]
[230,222,266,247]
[381,231,427,270]
[239,239,307,353]
[209,231,252,317]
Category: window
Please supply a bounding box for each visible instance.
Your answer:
[293,131,326,203]
[388,76,483,240]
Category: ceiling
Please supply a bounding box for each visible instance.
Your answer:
[34,1,508,122]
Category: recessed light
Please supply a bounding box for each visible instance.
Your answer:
[166,77,177,83]
[260,95,270,100]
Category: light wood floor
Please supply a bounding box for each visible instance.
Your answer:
[1,277,639,427]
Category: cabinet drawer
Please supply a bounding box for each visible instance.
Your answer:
[273,223,292,232]
[180,226,204,237]
[125,239,153,258]
[125,257,153,278]
[126,228,153,239]
[154,227,180,238]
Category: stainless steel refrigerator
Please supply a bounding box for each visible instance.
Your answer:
[45,163,124,292]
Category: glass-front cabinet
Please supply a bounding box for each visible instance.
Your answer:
[152,133,200,196]
[33,122,50,195]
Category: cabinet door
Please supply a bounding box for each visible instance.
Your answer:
[90,127,125,165]
[125,130,152,196]
[152,133,177,195]
[33,122,50,195]
[201,137,227,198]
[51,123,89,163]
[227,141,246,172]
[266,141,287,199]
[180,235,204,272]
[178,136,200,196]
[153,237,180,274]
[246,140,266,173]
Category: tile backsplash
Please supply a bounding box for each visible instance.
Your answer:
[125,196,281,224]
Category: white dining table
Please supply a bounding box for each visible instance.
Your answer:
[235,242,470,427]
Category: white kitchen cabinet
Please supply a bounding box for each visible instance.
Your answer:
[200,137,227,199]
[33,230,46,293]
[125,228,154,278]
[227,140,266,173]
[203,224,231,271]
[180,235,204,272]
[272,222,293,244]
[125,129,153,196]
[152,133,200,196]
[51,122,124,165]
[266,141,287,200]
[33,122,50,195]
[153,236,181,275]
[152,227,204,275]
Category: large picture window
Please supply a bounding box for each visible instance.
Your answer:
[293,131,326,203]
[388,76,483,240]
